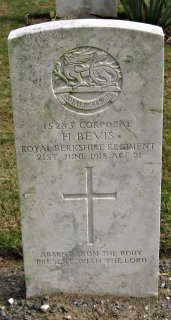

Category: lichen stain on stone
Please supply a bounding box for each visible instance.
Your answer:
[11,36,24,47]
[123,126,137,139]
[123,55,133,64]
[140,101,145,109]
[121,281,128,289]
[149,109,162,113]
[23,193,31,199]
[44,100,54,118]
[23,187,35,199]
[25,275,32,286]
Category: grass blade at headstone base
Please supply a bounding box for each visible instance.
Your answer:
[120,0,143,21]
[143,0,149,21]
[120,0,134,20]
[135,0,144,21]
[160,0,171,29]
[130,0,143,21]
[120,0,137,20]
[148,0,164,25]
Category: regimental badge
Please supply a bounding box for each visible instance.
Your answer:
[52,47,123,114]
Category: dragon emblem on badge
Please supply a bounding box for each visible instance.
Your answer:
[52,47,123,113]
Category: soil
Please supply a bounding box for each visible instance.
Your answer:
[165,26,171,44]
[25,13,51,26]
[0,256,170,320]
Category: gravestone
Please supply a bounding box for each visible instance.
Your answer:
[8,19,164,298]
[55,0,117,18]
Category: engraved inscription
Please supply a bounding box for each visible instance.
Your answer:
[43,120,131,130]
[20,116,155,162]
[52,47,123,113]
[36,249,147,266]
[20,141,155,162]
[63,167,117,245]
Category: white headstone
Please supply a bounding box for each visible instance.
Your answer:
[55,0,117,18]
[8,20,164,298]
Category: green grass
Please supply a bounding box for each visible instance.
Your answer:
[160,45,171,254]
[0,1,170,256]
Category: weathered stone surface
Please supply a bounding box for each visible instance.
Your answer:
[55,0,117,18]
[8,20,164,298]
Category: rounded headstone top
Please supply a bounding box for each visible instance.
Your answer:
[8,19,164,41]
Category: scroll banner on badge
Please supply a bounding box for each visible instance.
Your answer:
[57,92,119,110]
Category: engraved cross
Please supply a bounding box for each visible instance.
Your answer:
[63,167,117,245]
